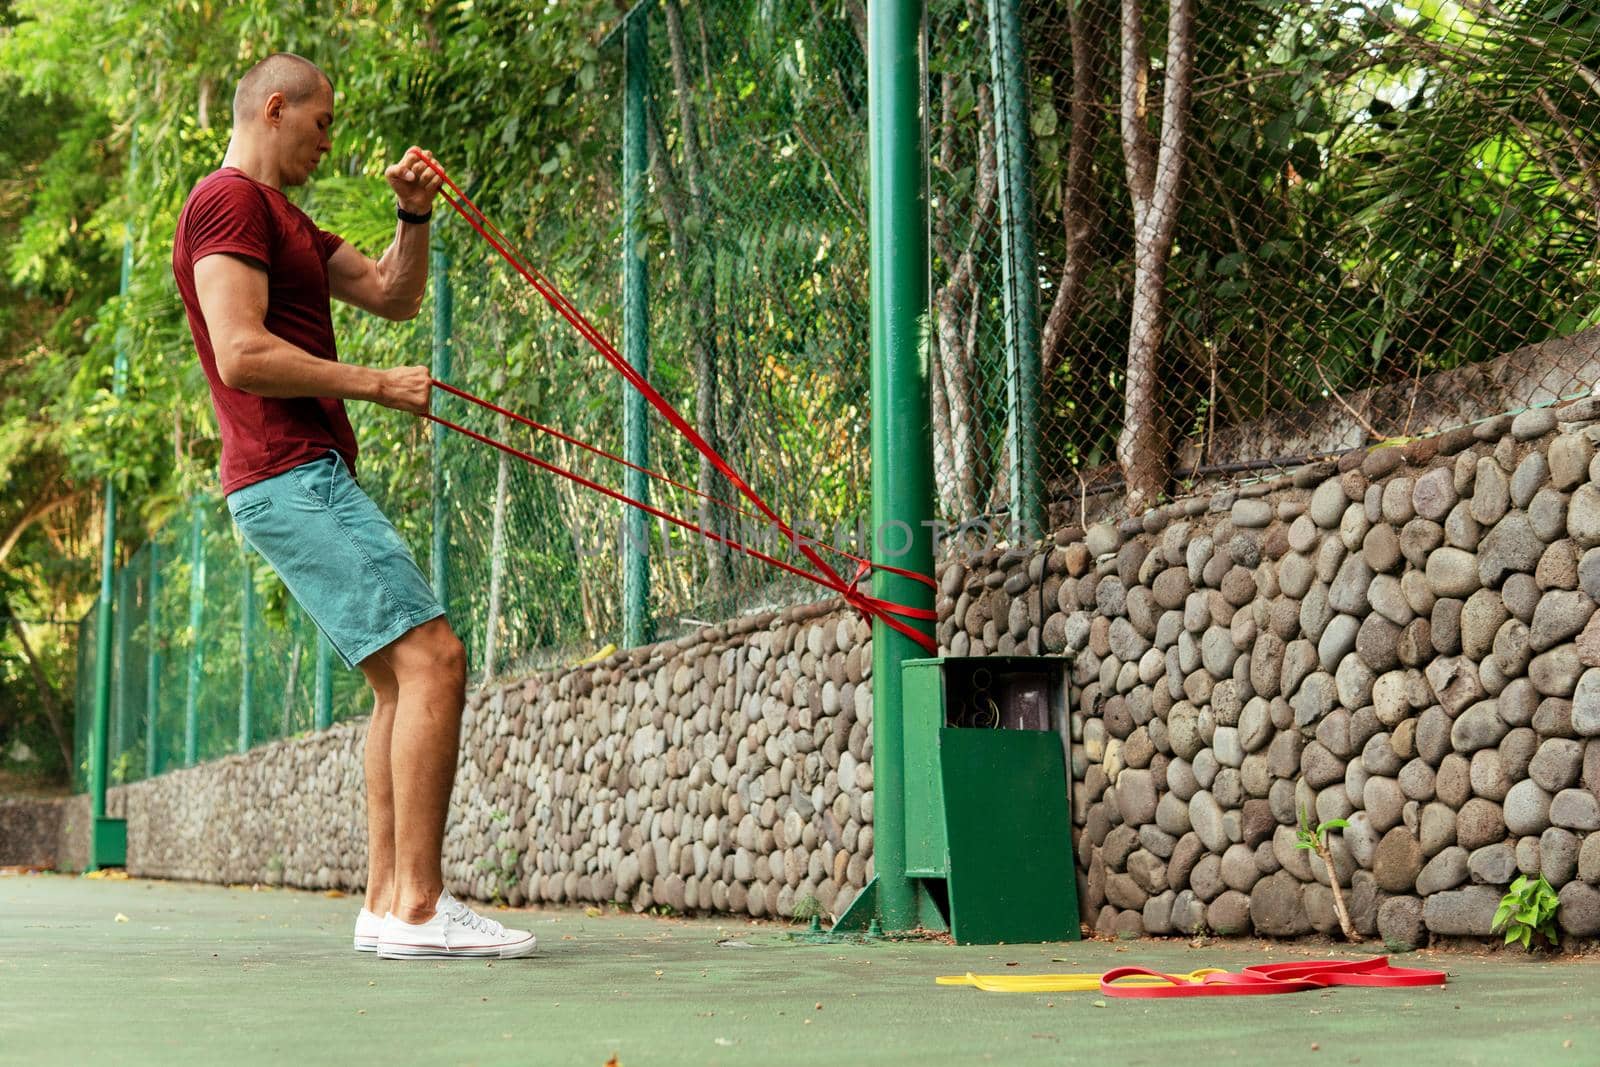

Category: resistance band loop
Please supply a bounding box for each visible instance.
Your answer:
[420,408,936,650]
[431,379,936,592]
[937,956,1447,998]
[417,157,937,650]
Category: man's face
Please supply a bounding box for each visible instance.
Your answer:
[274,83,334,186]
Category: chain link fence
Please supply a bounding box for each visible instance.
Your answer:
[938,0,1600,534]
[72,0,877,787]
[73,0,1600,786]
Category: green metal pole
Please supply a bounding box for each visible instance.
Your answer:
[621,10,652,649]
[986,0,1042,542]
[89,481,119,821]
[183,503,206,767]
[88,127,138,868]
[314,632,333,730]
[145,540,161,780]
[238,545,254,753]
[112,564,132,776]
[430,246,453,610]
[856,0,936,933]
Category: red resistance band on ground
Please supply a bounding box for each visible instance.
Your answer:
[414,160,937,651]
[1099,956,1447,998]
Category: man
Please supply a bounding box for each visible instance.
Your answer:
[171,52,535,960]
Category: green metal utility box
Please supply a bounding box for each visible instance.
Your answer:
[902,656,1079,944]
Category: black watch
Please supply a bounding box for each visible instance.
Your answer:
[397,205,433,225]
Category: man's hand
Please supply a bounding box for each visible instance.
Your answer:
[386,147,443,215]
[376,365,433,415]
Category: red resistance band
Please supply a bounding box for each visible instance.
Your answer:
[414,159,938,652]
[1099,956,1447,998]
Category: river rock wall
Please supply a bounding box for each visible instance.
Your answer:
[951,396,1600,945]
[118,601,877,921]
[93,392,1600,945]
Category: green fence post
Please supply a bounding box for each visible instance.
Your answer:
[88,127,138,868]
[184,503,206,767]
[145,540,161,780]
[834,0,937,934]
[314,632,333,730]
[238,544,254,753]
[112,563,132,778]
[986,0,1043,543]
[430,246,453,610]
[621,8,652,648]
[88,472,121,861]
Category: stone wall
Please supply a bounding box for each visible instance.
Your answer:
[120,600,876,921]
[0,797,65,867]
[937,394,1600,945]
[99,389,1600,943]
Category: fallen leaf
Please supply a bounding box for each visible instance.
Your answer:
[604,1056,621,1067]
[324,889,346,898]
[114,913,130,923]
[585,906,603,918]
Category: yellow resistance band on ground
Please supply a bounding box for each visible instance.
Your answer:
[935,969,1227,993]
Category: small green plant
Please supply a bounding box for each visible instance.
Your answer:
[1493,874,1560,951]
[793,894,826,923]
[1296,805,1360,942]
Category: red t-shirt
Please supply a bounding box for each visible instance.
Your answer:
[172,167,359,494]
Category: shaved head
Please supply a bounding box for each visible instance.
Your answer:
[233,53,332,126]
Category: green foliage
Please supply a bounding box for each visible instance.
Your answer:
[1493,874,1560,951]
[1294,806,1349,852]
[6,0,1600,787]
[792,894,825,922]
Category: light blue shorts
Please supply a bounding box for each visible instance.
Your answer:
[225,452,446,669]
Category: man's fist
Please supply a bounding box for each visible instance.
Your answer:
[377,365,433,415]
[386,147,443,215]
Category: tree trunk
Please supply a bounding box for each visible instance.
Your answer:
[283,640,301,734]
[482,428,510,685]
[1117,0,1194,515]
[663,0,733,596]
[8,616,71,771]
[1041,0,1113,379]
[929,8,1001,520]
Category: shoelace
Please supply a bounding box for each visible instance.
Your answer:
[444,897,505,937]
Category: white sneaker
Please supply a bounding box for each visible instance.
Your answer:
[353,907,385,952]
[376,891,538,960]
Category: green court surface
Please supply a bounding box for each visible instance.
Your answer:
[3,872,1597,1066]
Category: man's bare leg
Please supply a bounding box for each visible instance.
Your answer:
[376,615,468,924]
[357,655,400,916]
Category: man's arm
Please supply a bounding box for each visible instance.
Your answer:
[326,146,443,321]
[194,252,431,414]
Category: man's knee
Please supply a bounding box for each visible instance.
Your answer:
[390,617,467,685]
